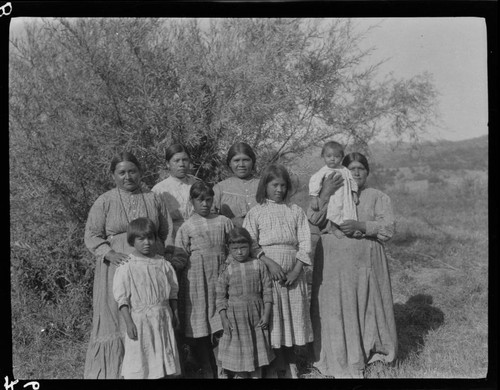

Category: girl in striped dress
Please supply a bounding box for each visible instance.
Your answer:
[216,227,274,378]
[243,164,313,378]
[171,181,234,378]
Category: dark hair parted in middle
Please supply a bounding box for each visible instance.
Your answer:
[127,217,158,246]
[189,180,215,200]
[255,163,292,204]
[342,152,370,175]
[110,151,142,173]
[227,227,253,246]
[226,142,256,169]
[165,143,190,163]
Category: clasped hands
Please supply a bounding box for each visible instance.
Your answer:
[267,260,300,287]
[339,220,363,236]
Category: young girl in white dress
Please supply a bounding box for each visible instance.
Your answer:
[113,217,181,379]
[243,164,313,378]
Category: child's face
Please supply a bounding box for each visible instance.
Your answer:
[133,234,156,256]
[323,147,343,169]
[229,242,250,263]
[192,195,213,217]
[266,177,287,203]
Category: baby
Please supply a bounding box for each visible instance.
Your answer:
[309,141,361,238]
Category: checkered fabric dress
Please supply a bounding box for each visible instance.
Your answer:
[216,257,275,372]
[172,213,234,338]
[212,176,260,226]
[243,200,314,348]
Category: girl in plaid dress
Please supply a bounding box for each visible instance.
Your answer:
[243,164,313,378]
[216,227,274,378]
[171,181,234,378]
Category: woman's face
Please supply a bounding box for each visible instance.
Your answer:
[230,153,253,179]
[348,161,369,189]
[113,161,142,192]
[167,152,190,179]
[266,177,287,203]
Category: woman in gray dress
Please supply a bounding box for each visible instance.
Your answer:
[84,151,171,379]
[307,152,397,378]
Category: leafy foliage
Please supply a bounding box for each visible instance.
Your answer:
[10,18,439,373]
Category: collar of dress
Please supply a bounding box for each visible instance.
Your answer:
[265,199,287,205]
[116,187,143,196]
[231,175,256,182]
[170,175,192,185]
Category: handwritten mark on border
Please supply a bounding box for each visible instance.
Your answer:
[4,377,40,390]
[0,2,12,17]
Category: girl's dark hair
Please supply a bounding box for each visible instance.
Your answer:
[227,227,253,246]
[110,151,142,173]
[226,142,256,169]
[342,152,370,175]
[255,164,292,204]
[189,180,214,200]
[165,143,190,163]
[127,217,157,246]
[321,141,344,157]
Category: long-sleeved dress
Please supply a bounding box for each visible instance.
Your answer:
[113,254,181,379]
[307,186,397,378]
[151,175,197,253]
[212,176,259,227]
[84,187,170,379]
[243,200,313,348]
[216,257,275,372]
[172,213,234,338]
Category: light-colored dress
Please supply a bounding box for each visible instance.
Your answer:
[172,213,234,338]
[213,176,259,227]
[243,200,313,348]
[113,253,181,379]
[309,165,358,225]
[307,187,397,378]
[84,188,170,379]
[216,257,275,372]
[151,175,197,253]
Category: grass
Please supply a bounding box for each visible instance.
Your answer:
[293,181,488,379]
[362,184,488,378]
[11,181,488,379]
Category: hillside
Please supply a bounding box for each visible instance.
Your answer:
[369,135,488,171]
[290,135,488,178]
[287,135,488,201]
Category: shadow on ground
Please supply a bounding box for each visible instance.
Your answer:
[394,293,445,362]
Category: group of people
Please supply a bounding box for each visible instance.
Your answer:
[83,141,397,380]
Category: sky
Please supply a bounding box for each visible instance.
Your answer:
[9,17,489,142]
[353,18,488,142]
